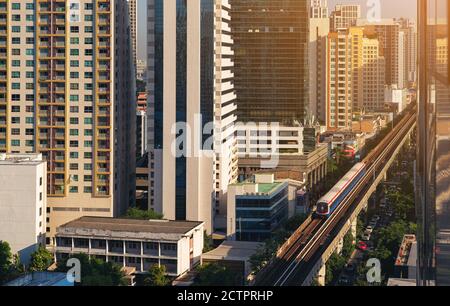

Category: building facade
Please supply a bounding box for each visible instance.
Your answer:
[147,0,237,233]
[230,0,309,124]
[127,0,137,75]
[227,174,289,242]
[309,0,330,123]
[0,153,46,264]
[416,0,450,286]
[0,0,136,244]
[330,4,361,32]
[55,217,204,276]
[327,30,353,131]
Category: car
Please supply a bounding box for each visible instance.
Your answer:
[362,232,371,241]
[357,241,368,251]
[365,226,374,234]
[369,221,377,228]
[372,215,381,221]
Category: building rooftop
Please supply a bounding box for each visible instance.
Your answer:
[387,278,417,287]
[0,153,45,166]
[395,234,417,267]
[202,241,262,262]
[57,217,204,242]
[4,272,73,287]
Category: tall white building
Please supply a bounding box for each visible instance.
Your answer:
[309,0,330,123]
[0,154,46,265]
[310,0,328,18]
[327,30,353,131]
[147,0,237,233]
[330,4,361,32]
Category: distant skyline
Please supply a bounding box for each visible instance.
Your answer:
[328,0,417,19]
[136,0,417,61]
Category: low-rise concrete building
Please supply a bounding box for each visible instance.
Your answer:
[54,217,204,277]
[0,153,47,265]
[227,174,307,242]
[4,272,74,287]
[394,234,417,280]
[202,241,262,285]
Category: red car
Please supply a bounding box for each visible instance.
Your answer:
[357,241,368,251]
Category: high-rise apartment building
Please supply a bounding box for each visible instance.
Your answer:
[416,0,450,286]
[397,18,418,85]
[330,4,361,32]
[352,35,386,112]
[309,0,330,123]
[326,30,353,131]
[0,0,136,244]
[310,0,328,18]
[127,0,137,75]
[147,0,237,233]
[230,0,309,124]
[359,20,402,88]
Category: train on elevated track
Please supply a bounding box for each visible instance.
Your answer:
[315,162,367,218]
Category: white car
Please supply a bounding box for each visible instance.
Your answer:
[362,233,371,241]
[365,226,374,234]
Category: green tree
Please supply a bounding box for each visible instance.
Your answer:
[203,233,214,253]
[325,253,346,285]
[57,254,127,286]
[342,232,355,258]
[0,241,13,284]
[29,246,54,272]
[195,263,240,286]
[124,207,163,220]
[143,265,170,286]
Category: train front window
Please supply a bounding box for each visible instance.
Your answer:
[317,202,329,214]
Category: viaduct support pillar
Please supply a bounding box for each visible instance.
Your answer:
[351,218,358,243]
[317,264,326,286]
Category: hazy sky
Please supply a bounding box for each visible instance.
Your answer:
[136,0,417,61]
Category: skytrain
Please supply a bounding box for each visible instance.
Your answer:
[315,163,367,218]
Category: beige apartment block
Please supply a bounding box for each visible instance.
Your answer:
[0,1,136,245]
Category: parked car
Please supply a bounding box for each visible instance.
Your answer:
[365,226,374,234]
[362,232,371,241]
[357,241,368,251]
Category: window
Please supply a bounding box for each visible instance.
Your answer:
[70,186,78,193]
[11,140,20,147]
[70,49,79,56]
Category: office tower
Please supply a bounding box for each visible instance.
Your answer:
[350,27,364,113]
[127,0,137,75]
[147,0,237,233]
[330,4,361,32]
[326,30,353,131]
[359,20,401,87]
[311,0,328,18]
[230,0,310,124]
[351,29,386,113]
[397,18,418,85]
[309,0,330,123]
[0,153,46,264]
[417,0,450,286]
[0,0,136,244]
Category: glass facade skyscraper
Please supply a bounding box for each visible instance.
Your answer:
[230,0,309,124]
[417,0,450,286]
